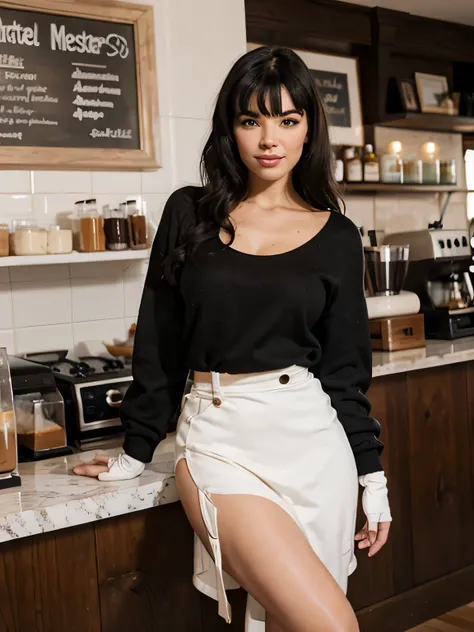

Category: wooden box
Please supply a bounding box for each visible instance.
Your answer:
[369,313,426,351]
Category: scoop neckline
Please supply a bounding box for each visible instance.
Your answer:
[216,210,335,258]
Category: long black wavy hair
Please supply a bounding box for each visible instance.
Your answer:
[165,45,342,284]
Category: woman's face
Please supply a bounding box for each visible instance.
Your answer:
[233,86,308,183]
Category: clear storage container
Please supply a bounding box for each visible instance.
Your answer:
[0,223,9,257]
[126,200,148,250]
[79,199,106,252]
[12,220,47,256]
[104,206,128,251]
[47,226,73,254]
[0,348,20,489]
[14,391,67,453]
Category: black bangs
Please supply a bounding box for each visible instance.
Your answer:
[234,56,310,119]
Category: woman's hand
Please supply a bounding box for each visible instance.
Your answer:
[355,470,392,557]
[72,453,145,481]
[355,520,391,557]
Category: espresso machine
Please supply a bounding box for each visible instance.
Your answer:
[383,228,474,339]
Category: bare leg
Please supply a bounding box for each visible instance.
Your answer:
[176,459,359,632]
[265,612,287,632]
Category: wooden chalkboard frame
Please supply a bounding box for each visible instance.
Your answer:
[0,0,159,170]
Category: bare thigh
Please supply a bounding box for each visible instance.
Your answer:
[175,458,359,632]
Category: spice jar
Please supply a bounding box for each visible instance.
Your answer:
[47,226,73,254]
[79,203,106,253]
[71,200,85,251]
[126,200,148,250]
[13,221,47,256]
[402,159,423,184]
[422,158,440,184]
[440,159,457,185]
[0,224,9,257]
[104,205,128,251]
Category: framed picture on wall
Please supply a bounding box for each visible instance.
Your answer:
[398,79,420,112]
[415,73,451,114]
[247,43,364,146]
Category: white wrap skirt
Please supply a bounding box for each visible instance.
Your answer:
[174,364,359,630]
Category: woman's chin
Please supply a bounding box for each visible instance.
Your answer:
[250,166,290,182]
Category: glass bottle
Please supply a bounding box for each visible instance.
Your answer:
[343,147,362,182]
[363,144,380,182]
[104,206,129,251]
[79,200,106,252]
[126,200,148,250]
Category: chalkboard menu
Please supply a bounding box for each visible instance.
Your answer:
[0,0,158,169]
[310,69,351,128]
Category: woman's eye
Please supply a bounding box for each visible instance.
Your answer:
[241,119,257,127]
[281,118,299,127]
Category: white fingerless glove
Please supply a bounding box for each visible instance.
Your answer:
[358,470,392,531]
[98,453,145,482]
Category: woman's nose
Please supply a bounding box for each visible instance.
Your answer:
[259,133,278,149]
[259,124,278,148]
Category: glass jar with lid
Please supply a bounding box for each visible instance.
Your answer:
[71,200,85,251]
[126,200,148,250]
[79,199,106,252]
[104,205,128,251]
[0,223,9,257]
[440,159,457,185]
[12,220,47,256]
[47,226,73,254]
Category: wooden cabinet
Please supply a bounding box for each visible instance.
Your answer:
[407,364,474,584]
[0,525,101,632]
[348,373,413,611]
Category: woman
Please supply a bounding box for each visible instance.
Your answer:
[74,46,392,632]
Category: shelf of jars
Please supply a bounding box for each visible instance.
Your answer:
[0,249,150,267]
[344,183,467,194]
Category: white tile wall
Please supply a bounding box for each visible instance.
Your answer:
[15,324,74,355]
[172,117,212,185]
[32,171,92,194]
[167,0,246,119]
[0,283,13,329]
[0,329,15,354]
[71,278,124,322]
[12,280,72,328]
[0,172,31,194]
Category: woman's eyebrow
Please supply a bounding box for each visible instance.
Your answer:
[237,108,303,118]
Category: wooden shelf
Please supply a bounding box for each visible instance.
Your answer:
[378,113,474,133]
[0,249,150,267]
[344,183,467,194]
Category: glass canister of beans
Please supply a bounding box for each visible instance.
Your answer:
[13,220,47,256]
[440,159,457,185]
[104,205,128,251]
[79,199,106,253]
[0,224,9,257]
[47,226,73,254]
[126,200,148,250]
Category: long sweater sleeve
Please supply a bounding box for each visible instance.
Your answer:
[121,190,190,463]
[310,218,384,476]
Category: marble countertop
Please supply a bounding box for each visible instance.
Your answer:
[0,435,179,544]
[373,337,474,377]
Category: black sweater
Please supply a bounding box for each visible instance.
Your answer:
[121,186,384,476]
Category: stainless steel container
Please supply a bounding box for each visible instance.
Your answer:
[364,245,410,296]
